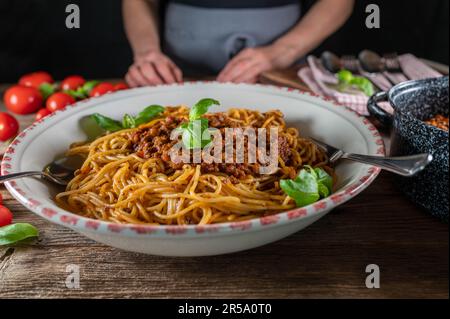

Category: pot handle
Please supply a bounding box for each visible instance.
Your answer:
[367,91,393,128]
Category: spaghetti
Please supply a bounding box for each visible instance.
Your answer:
[56,106,333,225]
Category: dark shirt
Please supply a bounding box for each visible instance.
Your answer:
[168,0,300,8]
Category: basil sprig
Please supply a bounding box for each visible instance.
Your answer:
[337,70,375,97]
[0,223,39,246]
[65,80,100,99]
[91,104,164,132]
[280,166,333,207]
[178,98,220,149]
[39,83,58,99]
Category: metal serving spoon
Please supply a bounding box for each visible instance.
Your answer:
[310,138,433,177]
[0,155,84,186]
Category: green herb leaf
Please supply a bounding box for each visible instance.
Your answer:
[81,80,100,95]
[337,69,375,97]
[280,176,320,208]
[280,166,333,207]
[337,70,353,84]
[65,87,87,100]
[189,98,220,121]
[122,114,136,129]
[91,113,123,132]
[351,76,374,96]
[318,183,330,198]
[0,223,39,246]
[134,104,164,126]
[181,118,211,149]
[314,167,333,191]
[39,83,57,100]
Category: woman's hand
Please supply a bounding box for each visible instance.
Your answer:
[125,51,183,87]
[217,44,297,83]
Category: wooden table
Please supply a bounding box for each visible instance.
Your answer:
[0,79,448,299]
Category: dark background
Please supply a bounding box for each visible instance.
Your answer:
[0,0,448,82]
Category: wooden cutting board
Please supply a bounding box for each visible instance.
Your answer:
[259,65,311,91]
[260,59,449,91]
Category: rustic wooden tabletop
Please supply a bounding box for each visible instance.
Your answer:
[0,77,448,299]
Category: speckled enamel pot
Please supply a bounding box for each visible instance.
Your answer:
[368,76,449,222]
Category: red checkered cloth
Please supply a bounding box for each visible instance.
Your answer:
[298,54,442,116]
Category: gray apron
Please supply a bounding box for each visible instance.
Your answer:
[163,2,301,75]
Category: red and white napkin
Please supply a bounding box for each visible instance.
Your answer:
[298,54,443,115]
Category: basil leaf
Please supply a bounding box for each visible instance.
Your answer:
[134,104,164,126]
[337,70,353,84]
[314,167,333,192]
[39,83,57,100]
[91,113,123,132]
[80,115,105,141]
[351,77,374,96]
[81,80,100,95]
[0,223,39,246]
[189,98,220,121]
[281,166,333,207]
[122,114,136,128]
[318,183,330,198]
[181,118,211,149]
[280,177,320,208]
[65,88,86,100]
[337,70,374,97]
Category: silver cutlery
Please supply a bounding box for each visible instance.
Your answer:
[359,50,403,73]
[311,137,433,177]
[0,155,84,186]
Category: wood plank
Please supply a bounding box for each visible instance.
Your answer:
[1,172,448,298]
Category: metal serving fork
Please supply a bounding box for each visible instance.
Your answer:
[310,138,433,177]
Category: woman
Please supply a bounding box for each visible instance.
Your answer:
[123,0,354,86]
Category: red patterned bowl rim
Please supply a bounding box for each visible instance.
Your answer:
[1,81,384,237]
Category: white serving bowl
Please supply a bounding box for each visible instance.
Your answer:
[1,82,384,256]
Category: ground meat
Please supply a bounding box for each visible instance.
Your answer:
[130,111,294,179]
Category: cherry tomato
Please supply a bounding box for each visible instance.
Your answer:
[113,83,129,91]
[89,82,114,97]
[0,112,19,141]
[46,92,76,112]
[61,75,86,91]
[35,108,52,121]
[0,206,13,227]
[19,71,53,89]
[3,85,43,115]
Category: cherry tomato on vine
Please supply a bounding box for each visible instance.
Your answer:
[35,108,52,121]
[89,82,114,97]
[0,112,19,142]
[3,85,43,114]
[113,83,129,91]
[19,71,53,89]
[61,75,86,91]
[46,92,76,112]
[0,206,13,227]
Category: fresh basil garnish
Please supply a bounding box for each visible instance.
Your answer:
[177,98,219,149]
[189,98,220,121]
[337,69,374,97]
[0,223,39,246]
[91,105,164,132]
[134,105,165,126]
[39,83,57,100]
[91,113,123,132]
[280,166,333,207]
